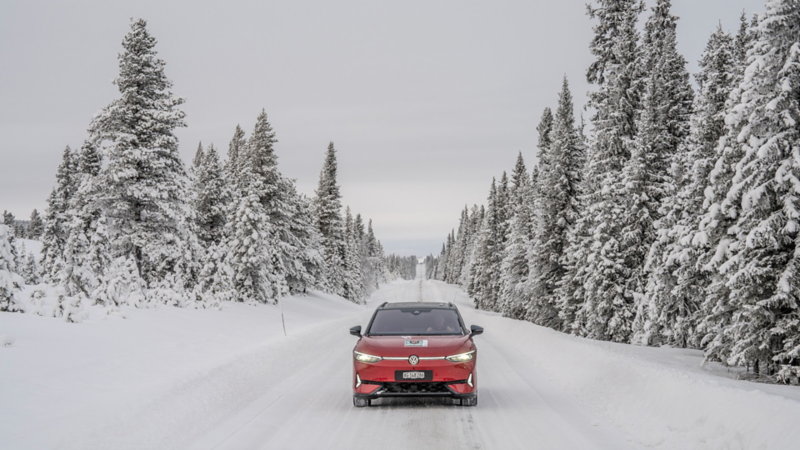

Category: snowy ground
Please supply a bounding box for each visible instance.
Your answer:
[2,265,800,449]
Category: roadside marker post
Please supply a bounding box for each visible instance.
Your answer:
[278,296,287,336]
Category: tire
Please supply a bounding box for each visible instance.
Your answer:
[353,396,370,407]
[461,396,477,407]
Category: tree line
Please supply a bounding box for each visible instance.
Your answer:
[429,0,800,383]
[1,19,411,317]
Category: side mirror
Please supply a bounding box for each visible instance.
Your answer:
[470,325,483,336]
[350,325,362,337]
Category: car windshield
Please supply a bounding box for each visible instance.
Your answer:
[367,308,464,336]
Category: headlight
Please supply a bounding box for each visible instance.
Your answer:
[354,351,382,363]
[445,350,475,363]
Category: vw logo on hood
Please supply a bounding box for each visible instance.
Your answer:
[408,355,420,365]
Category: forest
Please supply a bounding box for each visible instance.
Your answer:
[428,0,800,382]
[0,19,418,320]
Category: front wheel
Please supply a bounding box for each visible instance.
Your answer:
[461,396,477,407]
[353,396,370,407]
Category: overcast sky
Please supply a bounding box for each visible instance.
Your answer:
[0,0,764,256]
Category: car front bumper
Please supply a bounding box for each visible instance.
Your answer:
[353,379,476,400]
[353,358,477,399]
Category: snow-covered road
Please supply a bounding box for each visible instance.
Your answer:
[188,277,632,450]
[5,264,800,449]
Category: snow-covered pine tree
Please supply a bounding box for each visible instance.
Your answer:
[466,211,486,296]
[445,228,458,284]
[499,153,533,319]
[196,238,235,307]
[60,141,107,297]
[314,142,347,297]
[245,110,326,297]
[626,0,695,344]
[354,214,366,244]
[91,254,146,309]
[696,14,761,364]
[194,143,229,247]
[1,212,19,272]
[88,18,200,298]
[342,207,365,303]
[225,164,283,304]
[360,219,386,290]
[226,125,247,182]
[558,0,644,342]
[450,207,468,285]
[734,11,758,85]
[641,27,737,348]
[445,207,466,284]
[444,231,455,282]
[27,209,43,240]
[705,0,800,379]
[247,110,279,194]
[0,225,25,312]
[40,146,79,282]
[460,204,484,287]
[529,77,585,329]
[192,142,205,172]
[469,179,503,311]
[434,243,445,281]
[2,211,15,228]
[495,171,510,261]
[279,177,327,295]
[21,251,40,285]
[525,108,552,322]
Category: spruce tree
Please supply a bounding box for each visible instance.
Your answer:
[0,225,24,312]
[695,14,760,364]
[314,142,347,297]
[192,142,205,173]
[708,0,800,378]
[27,210,43,239]
[342,207,365,302]
[226,166,283,304]
[279,178,327,295]
[2,211,15,229]
[559,0,644,342]
[226,124,247,182]
[21,251,40,285]
[641,27,737,348]
[60,141,107,297]
[469,179,503,311]
[530,77,585,329]
[1,211,19,272]
[194,143,229,247]
[625,0,695,343]
[499,154,533,319]
[40,146,79,282]
[88,18,198,294]
[244,109,323,296]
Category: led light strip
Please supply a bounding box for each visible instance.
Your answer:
[381,356,446,360]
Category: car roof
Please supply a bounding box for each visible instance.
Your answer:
[377,302,457,310]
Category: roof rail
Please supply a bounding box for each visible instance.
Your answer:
[380,301,388,308]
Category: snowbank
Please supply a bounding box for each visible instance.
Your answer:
[0,290,364,449]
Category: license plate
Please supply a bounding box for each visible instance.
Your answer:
[395,370,433,381]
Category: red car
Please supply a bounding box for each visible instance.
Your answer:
[350,302,483,407]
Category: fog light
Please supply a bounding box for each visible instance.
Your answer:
[356,373,362,388]
[467,373,473,387]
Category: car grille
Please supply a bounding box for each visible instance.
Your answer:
[382,382,451,394]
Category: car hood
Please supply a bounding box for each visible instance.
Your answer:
[357,335,473,358]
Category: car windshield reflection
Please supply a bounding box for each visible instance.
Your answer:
[367,308,465,336]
